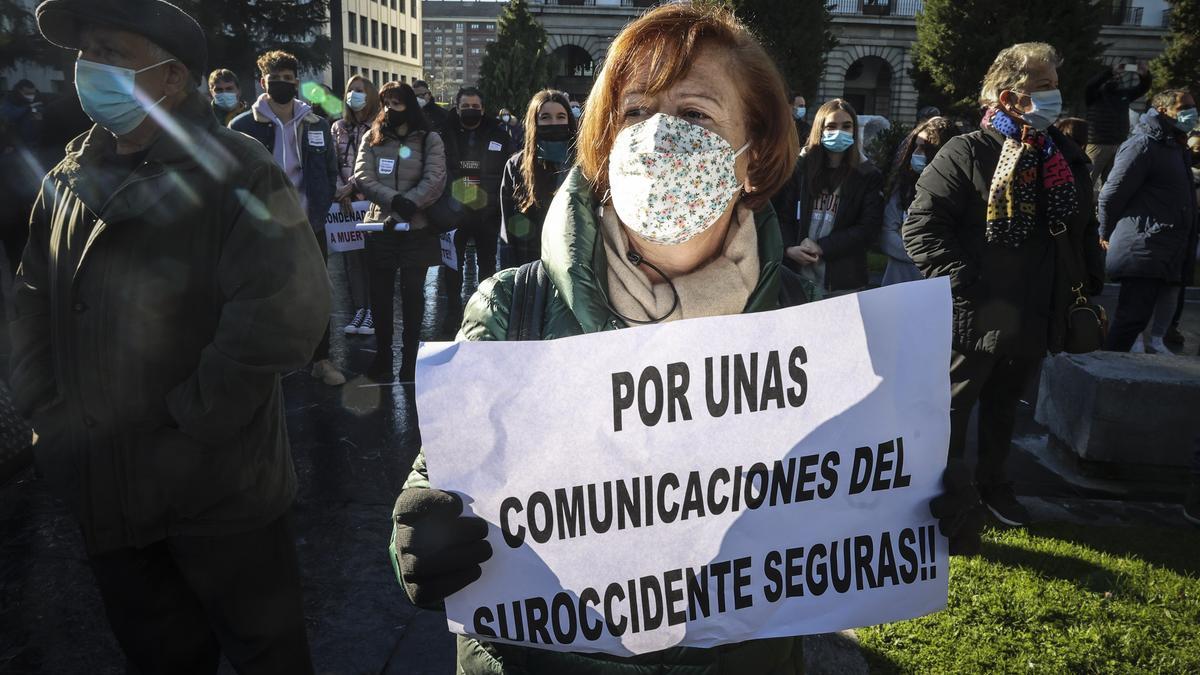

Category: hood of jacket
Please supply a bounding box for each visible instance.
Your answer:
[1134,108,1183,144]
[538,166,783,334]
[250,94,318,127]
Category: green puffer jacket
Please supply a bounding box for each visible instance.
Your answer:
[395,167,804,675]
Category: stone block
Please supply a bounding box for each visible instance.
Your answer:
[1034,352,1200,467]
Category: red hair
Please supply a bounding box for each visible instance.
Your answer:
[575,3,797,210]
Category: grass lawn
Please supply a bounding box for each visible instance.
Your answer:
[857,523,1200,673]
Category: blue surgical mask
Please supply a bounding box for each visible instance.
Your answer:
[213,92,238,110]
[76,57,174,136]
[1017,89,1062,131]
[821,129,855,153]
[1172,107,1198,133]
[910,152,928,173]
[346,91,367,111]
[793,106,806,120]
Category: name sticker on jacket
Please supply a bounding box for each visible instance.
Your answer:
[308,131,325,147]
[488,141,503,152]
[379,158,396,175]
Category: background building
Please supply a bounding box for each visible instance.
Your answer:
[422,1,504,103]
[335,0,424,90]
[525,0,1170,124]
[819,0,1172,124]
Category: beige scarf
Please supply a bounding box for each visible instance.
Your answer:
[600,205,760,323]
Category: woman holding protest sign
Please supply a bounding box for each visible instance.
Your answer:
[902,43,1103,526]
[353,82,446,382]
[389,3,984,672]
[499,89,578,268]
[333,74,381,335]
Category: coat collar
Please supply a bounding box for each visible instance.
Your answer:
[539,167,782,332]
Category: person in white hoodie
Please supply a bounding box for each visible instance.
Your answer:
[231,50,342,385]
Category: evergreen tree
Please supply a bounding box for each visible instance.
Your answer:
[177,0,333,89]
[1151,0,1200,92]
[478,0,553,116]
[729,0,836,101]
[0,0,54,73]
[911,0,1104,117]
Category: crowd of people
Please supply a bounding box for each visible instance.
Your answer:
[1,0,1197,673]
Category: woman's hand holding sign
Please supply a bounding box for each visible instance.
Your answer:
[929,460,986,556]
[392,488,493,609]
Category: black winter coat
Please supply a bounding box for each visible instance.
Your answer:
[903,126,1104,357]
[229,104,338,232]
[446,111,517,234]
[771,154,884,292]
[1098,110,1198,284]
[11,93,331,554]
[499,150,572,267]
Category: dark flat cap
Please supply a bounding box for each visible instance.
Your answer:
[36,0,207,76]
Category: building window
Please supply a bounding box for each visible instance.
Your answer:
[455,23,464,32]
[350,65,359,75]
[456,47,463,55]
[412,34,418,58]
[411,0,417,16]
[381,23,388,51]
[393,73,400,82]
[373,69,380,84]
[470,47,480,55]
[348,12,357,43]
[391,0,397,9]
[360,17,368,46]
[486,23,495,30]
[371,20,379,48]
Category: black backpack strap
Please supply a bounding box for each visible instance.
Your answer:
[506,260,549,341]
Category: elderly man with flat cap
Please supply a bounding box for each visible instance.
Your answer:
[11,1,329,672]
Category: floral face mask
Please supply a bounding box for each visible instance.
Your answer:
[608,113,749,245]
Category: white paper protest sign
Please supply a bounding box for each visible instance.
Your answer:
[324,200,371,252]
[417,278,953,657]
[440,230,458,270]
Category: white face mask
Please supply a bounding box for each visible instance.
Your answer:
[608,113,749,245]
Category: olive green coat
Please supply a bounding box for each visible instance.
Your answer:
[395,167,803,674]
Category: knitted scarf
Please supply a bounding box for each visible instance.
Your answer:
[981,108,1077,247]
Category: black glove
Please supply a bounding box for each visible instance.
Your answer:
[928,459,987,556]
[392,488,492,609]
[391,195,418,220]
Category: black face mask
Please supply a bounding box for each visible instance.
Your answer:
[267,80,297,105]
[460,108,483,126]
[537,123,571,142]
[387,109,407,129]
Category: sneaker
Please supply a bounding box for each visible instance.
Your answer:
[311,359,347,386]
[1184,480,1200,527]
[358,310,375,336]
[1131,335,1145,353]
[1147,336,1170,354]
[980,483,1031,527]
[344,308,366,335]
[1163,325,1185,348]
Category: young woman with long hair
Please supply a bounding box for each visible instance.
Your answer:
[332,74,382,334]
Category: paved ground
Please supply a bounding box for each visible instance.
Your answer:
[1,251,1197,674]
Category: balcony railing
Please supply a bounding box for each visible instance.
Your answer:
[829,0,923,18]
[1101,5,1144,26]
